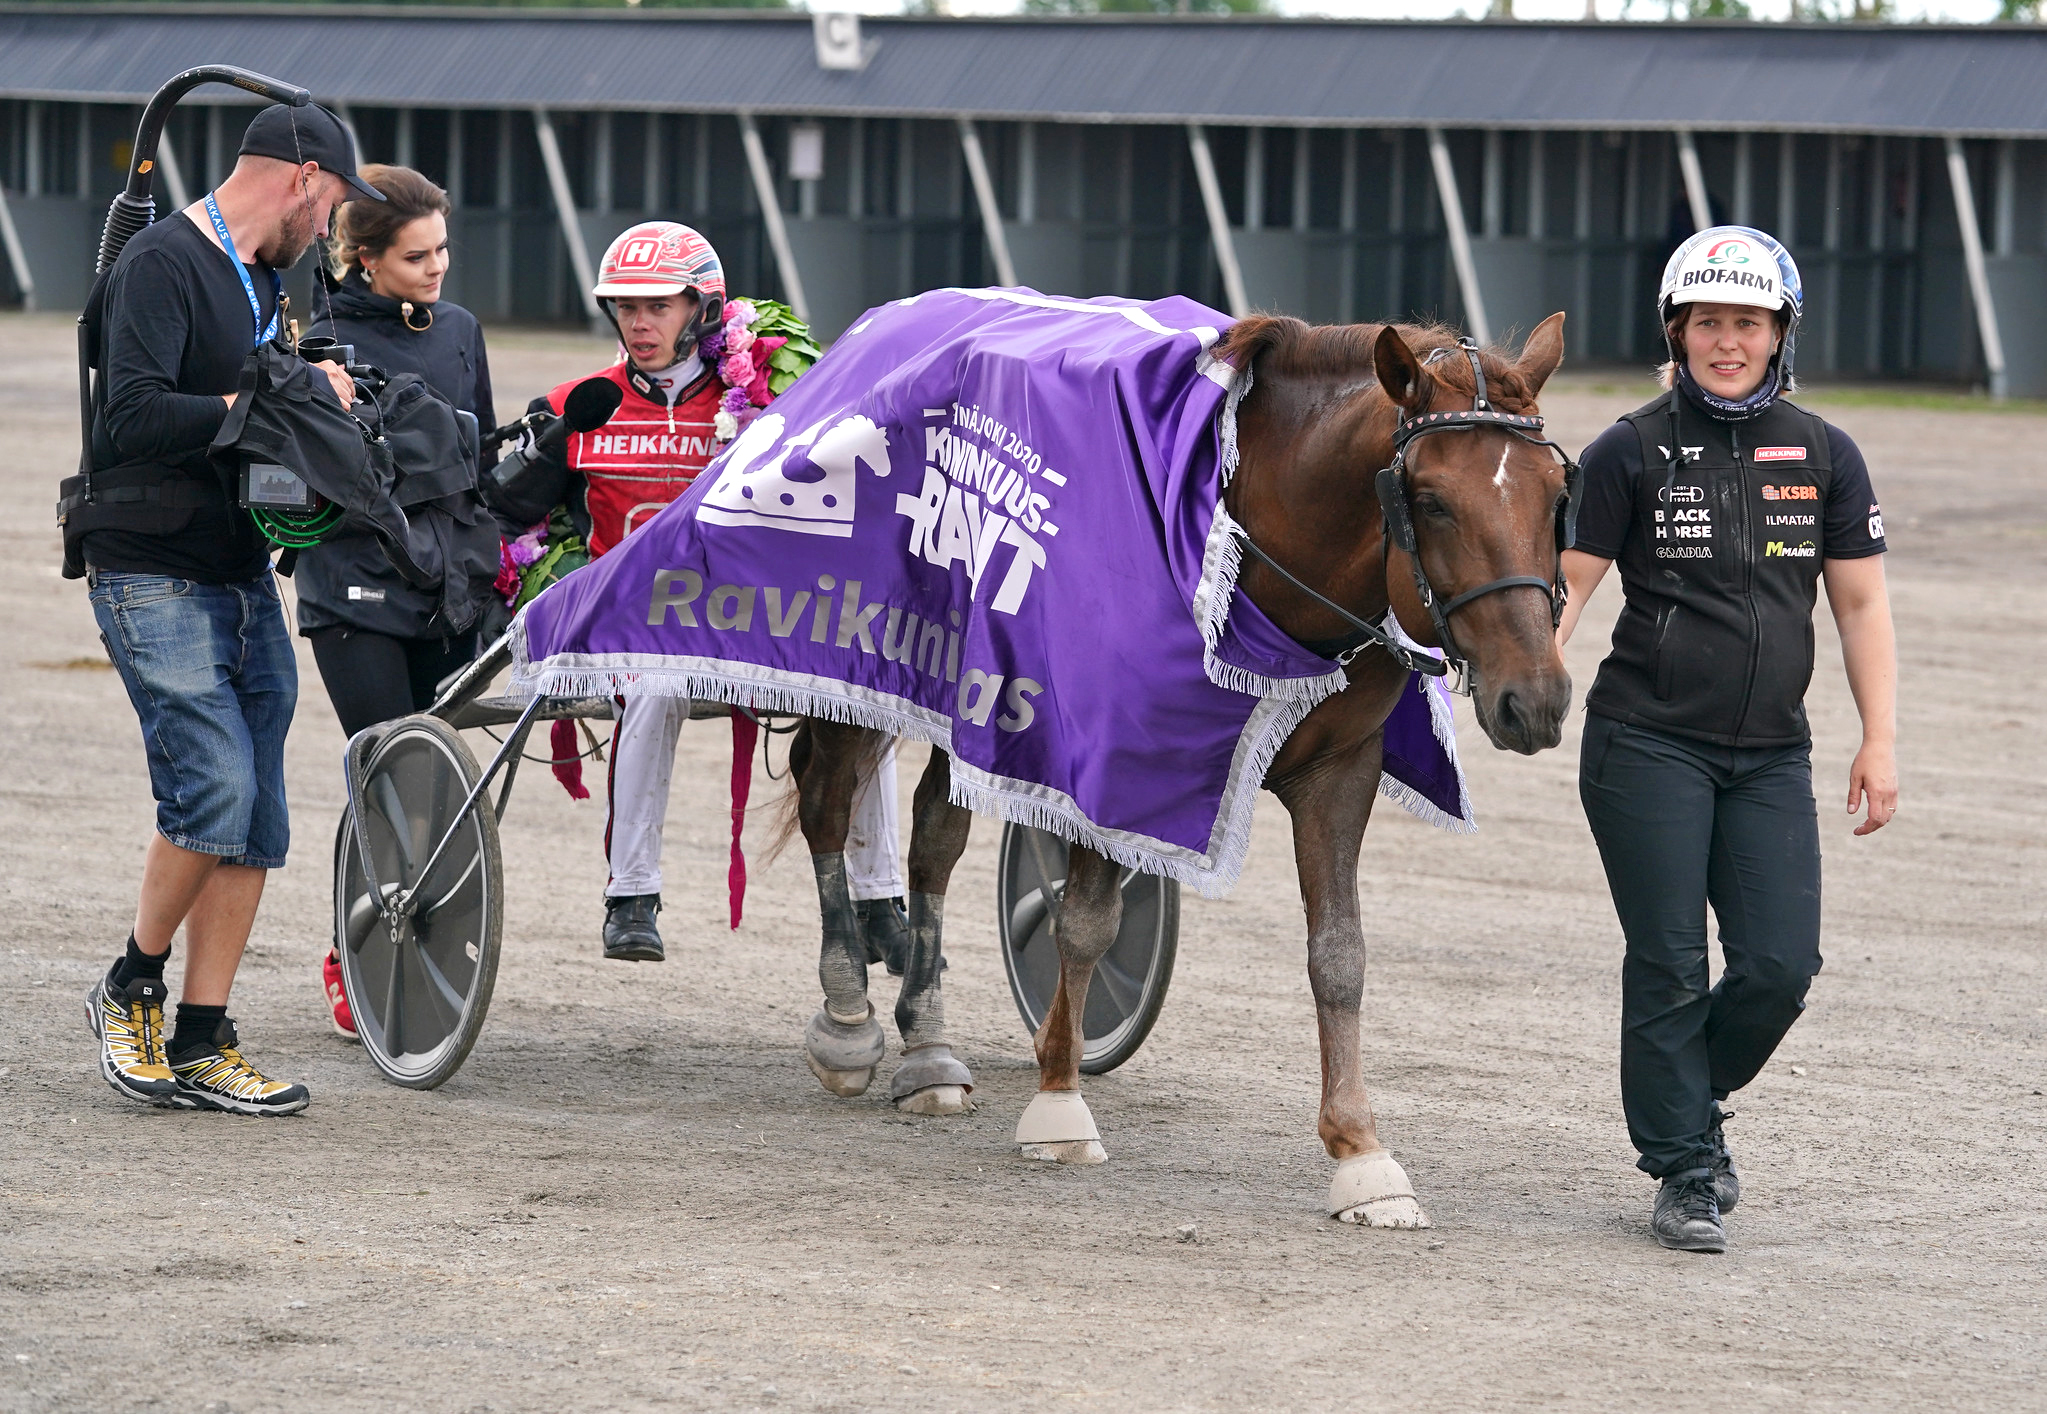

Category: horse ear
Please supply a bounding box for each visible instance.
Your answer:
[1516,312,1567,395]
[1373,326,1433,411]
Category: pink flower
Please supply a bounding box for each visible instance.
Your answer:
[723,323,755,356]
[507,531,546,568]
[493,541,523,607]
[726,299,756,327]
[718,353,754,389]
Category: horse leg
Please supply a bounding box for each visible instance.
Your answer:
[798,720,887,1098]
[1016,844,1120,1165]
[1273,735,1432,1229]
[889,748,976,1115]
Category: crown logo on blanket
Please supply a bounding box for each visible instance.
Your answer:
[697,413,892,538]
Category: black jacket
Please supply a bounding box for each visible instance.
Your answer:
[1575,390,1886,747]
[297,274,501,639]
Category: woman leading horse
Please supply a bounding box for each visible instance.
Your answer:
[1558,227,1898,1254]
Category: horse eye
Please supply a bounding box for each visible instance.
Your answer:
[1413,494,1451,519]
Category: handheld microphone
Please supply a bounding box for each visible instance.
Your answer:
[486,377,624,521]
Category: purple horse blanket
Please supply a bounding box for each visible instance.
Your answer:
[512,289,1472,896]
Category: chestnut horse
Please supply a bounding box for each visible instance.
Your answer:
[790,313,1574,1227]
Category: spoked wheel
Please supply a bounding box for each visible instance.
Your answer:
[335,715,503,1088]
[996,823,1178,1075]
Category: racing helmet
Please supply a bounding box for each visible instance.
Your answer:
[593,221,727,363]
[1657,225,1803,383]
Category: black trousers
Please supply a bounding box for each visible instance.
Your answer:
[1578,713,1824,1178]
[306,626,477,740]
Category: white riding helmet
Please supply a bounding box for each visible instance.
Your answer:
[1658,225,1804,382]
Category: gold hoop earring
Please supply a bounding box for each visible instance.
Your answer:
[401,300,434,333]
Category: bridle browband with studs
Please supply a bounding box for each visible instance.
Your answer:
[1234,337,1582,696]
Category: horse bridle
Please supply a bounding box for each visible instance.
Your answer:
[1234,338,1582,696]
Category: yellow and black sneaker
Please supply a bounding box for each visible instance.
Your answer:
[169,1017,310,1117]
[84,969,183,1108]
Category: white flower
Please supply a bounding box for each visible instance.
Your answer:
[714,409,738,443]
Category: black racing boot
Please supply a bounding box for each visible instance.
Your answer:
[854,896,946,977]
[1705,1106,1740,1214]
[602,894,665,962]
[1652,1167,1726,1254]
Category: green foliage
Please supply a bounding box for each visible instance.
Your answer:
[742,298,823,396]
[1996,0,2040,19]
[516,507,589,609]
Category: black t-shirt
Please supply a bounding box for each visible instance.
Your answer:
[1574,414,1886,563]
[84,212,277,582]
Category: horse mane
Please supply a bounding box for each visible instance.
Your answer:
[1212,315,1542,414]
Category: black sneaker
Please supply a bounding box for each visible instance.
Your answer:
[603,893,664,962]
[84,967,182,1108]
[1705,1106,1740,1213]
[169,1017,309,1117]
[855,896,909,973]
[1652,1168,1726,1253]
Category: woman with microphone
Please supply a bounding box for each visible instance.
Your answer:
[298,163,503,1040]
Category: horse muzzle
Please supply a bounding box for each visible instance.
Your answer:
[1475,671,1571,755]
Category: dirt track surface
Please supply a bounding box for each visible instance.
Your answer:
[2,311,2043,1413]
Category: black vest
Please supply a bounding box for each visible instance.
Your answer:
[1585,391,1833,747]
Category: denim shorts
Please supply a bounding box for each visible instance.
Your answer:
[89,570,298,868]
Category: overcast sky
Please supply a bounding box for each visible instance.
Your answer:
[827,1,2011,22]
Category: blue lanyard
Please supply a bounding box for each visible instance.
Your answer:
[203,192,282,349]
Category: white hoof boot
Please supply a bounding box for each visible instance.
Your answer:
[805,1052,875,1098]
[897,1084,971,1116]
[1329,1150,1432,1229]
[1016,1090,1107,1165]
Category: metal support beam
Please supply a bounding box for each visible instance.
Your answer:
[957,118,1017,288]
[0,182,36,310]
[532,108,603,329]
[1426,126,1489,345]
[1185,124,1247,318]
[1944,136,2007,401]
[737,112,809,324]
[1676,129,1712,233]
[155,131,191,212]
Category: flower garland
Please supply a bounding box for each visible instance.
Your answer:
[698,297,823,443]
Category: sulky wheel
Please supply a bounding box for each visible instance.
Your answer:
[996,823,1178,1075]
[335,715,503,1088]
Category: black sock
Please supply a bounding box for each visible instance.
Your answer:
[110,934,169,990]
[169,1003,229,1059]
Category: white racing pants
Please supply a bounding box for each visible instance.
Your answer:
[603,696,905,902]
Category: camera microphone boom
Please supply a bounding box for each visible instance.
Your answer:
[486,377,623,520]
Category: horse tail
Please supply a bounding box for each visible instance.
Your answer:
[761,718,887,865]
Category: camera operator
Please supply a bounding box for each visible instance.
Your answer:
[69,103,381,1116]
[298,162,503,1040]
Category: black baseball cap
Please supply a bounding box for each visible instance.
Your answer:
[239,102,384,202]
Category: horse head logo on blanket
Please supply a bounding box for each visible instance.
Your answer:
[515,288,1574,1233]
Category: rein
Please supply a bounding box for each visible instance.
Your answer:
[1234,338,1582,696]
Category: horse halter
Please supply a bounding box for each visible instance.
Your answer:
[1375,338,1583,693]
[1232,337,1581,696]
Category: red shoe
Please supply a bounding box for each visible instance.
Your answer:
[322,950,358,1042]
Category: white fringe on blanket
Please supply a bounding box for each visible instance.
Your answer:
[511,616,1321,897]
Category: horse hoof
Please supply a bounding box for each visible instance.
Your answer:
[805,1052,875,1098]
[1015,1090,1103,1164]
[805,1005,886,1081]
[1021,1139,1107,1165]
[889,1043,975,1110]
[896,1084,973,1116]
[1336,1195,1433,1229]
[1328,1151,1433,1230]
